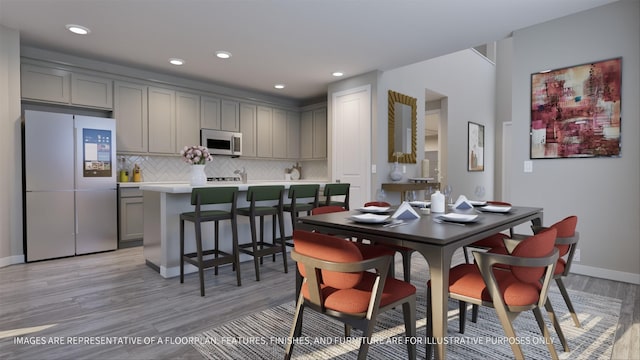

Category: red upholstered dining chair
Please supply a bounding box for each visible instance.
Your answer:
[363,201,416,283]
[285,230,417,360]
[462,201,513,263]
[426,228,562,360]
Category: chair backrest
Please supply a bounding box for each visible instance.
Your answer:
[293,230,364,289]
[509,227,557,284]
[191,186,238,206]
[323,183,350,209]
[288,184,320,202]
[311,205,346,215]
[550,215,578,257]
[364,201,391,207]
[246,185,284,202]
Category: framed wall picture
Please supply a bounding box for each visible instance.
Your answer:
[530,57,622,159]
[468,122,484,172]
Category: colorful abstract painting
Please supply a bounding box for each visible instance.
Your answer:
[530,58,621,159]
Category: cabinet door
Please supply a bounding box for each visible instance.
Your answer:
[71,73,113,109]
[21,64,70,104]
[313,108,328,158]
[300,110,313,159]
[272,108,287,159]
[256,106,273,158]
[176,91,200,152]
[221,99,240,132]
[148,86,176,154]
[201,96,221,130]
[120,196,144,241]
[240,103,257,157]
[114,81,148,153]
[286,111,301,159]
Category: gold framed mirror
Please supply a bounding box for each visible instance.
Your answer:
[388,90,417,163]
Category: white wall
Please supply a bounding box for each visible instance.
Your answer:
[378,49,496,203]
[0,25,23,266]
[502,0,639,282]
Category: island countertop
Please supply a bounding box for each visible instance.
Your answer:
[139,180,329,194]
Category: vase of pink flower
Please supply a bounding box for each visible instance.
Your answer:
[181,145,213,186]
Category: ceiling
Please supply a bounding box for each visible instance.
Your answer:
[0,0,615,103]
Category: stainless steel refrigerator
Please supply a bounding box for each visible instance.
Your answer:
[24,110,117,262]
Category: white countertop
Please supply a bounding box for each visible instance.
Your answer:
[135,180,329,194]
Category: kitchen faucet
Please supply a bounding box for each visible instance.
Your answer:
[234,167,247,183]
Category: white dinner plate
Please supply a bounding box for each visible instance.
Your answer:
[357,206,391,214]
[348,213,391,224]
[437,213,479,223]
[479,205,512,213]
[409,201,431,208]
[469,200,487,206]
[290,168,300,180]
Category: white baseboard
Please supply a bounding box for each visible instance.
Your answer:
[0,255,25,268]
[571,264,640,285]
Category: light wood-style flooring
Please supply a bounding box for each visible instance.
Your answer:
[0,246,637,359]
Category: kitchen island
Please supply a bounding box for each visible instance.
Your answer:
[140,181,328,278]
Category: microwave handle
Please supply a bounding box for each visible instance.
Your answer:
[232,136,238,153]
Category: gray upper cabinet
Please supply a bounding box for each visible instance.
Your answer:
[272,109,287,159]
[240,103,257,157]
[21,64,71,104]
[71,73,113,109]
[114,81,148,153]
[177,91,201,151]
[148,86,176,154]
[21,64,113,109]
[200,96,221,130]
[221,99,240,132]
[286,111,301,159]
[300,108,327,159]
[256,106,273,158]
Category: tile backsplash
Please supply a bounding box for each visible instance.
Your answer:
[118,154,327,182]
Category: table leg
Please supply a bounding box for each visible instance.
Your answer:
[420,245,456,359]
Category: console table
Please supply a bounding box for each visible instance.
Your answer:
[382,182,440,202]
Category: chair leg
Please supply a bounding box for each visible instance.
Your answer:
[272,214,277,262]
[494,307,525,359]
[458,301,467,334]
[402,250,412,283]
[402,297,417,360]
[463,246,471,263]
[532,307,560,360]
[556,277,581,327]
[426,286,433,360]
[545,299,569,352]
[285,291,306,360]
[259,215,265,266]
[214,221,220,276]
[194,220,205,297]
[471,304,479,323]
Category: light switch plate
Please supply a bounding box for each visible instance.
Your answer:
[371,164,376,173]
[524,160,533,173]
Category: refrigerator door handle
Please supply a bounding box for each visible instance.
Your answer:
[75,207,79,235]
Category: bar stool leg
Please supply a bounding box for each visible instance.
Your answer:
[249,214,261,281]
[194,219,206,297]
[180,219,185,284]
[231,217,241,286]
[278,211,288,273]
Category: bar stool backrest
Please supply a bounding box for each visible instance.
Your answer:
[246,185,285,202]
[191,187,238,211]
[288,184,320,203]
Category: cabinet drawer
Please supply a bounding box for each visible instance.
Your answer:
[120,187,143,197]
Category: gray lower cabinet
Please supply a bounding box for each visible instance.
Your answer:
[118,187,144,243]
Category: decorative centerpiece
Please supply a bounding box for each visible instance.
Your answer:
[181,145,213,186]
[389,151,403,182]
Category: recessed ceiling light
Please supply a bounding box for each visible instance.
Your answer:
[169,58,185,66]
[65,24,90,35]
[332,71,344,77]
[215,51,232,59]
[274,84,285,89]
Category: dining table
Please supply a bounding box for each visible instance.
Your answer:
[295,205,543,359]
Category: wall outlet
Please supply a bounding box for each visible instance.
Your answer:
[371,164,376,173]
[524,160,533,173]
[573,249,580,262]
[402,165,406,173]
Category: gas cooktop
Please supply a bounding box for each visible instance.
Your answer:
[207,176,241,182]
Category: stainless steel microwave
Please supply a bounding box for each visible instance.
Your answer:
[200,129,242,156]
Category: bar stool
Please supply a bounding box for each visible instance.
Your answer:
[323,183,350,210]
[237,185,288,281]
[282,184,320,246]
[180,186,241,296]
